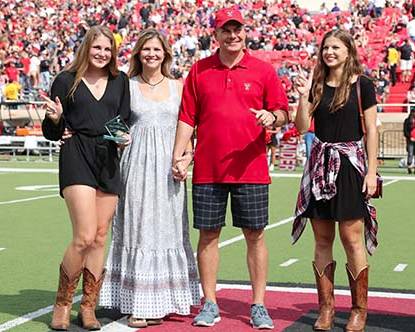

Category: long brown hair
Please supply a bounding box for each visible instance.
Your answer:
[128,29,173,79]
[65,25,119,98]
[311,29,363,113]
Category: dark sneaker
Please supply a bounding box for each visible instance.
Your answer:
[250,304,274,329]
[193,300,221,327]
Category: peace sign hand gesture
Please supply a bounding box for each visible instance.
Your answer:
[294,67,313,97]
[41,95,63,125]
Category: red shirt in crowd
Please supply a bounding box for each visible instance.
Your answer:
[5,65,18,82]
[179,50,288,184]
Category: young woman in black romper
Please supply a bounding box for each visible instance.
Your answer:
[293,30,378,332]
[42,26,130,331]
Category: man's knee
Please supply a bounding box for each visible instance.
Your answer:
[199,229,221,246]
[243,228,265,244]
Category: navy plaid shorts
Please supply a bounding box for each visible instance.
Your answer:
[192,184,269,230]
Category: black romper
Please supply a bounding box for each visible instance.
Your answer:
[303,76,377,221]
[42,71,131,197]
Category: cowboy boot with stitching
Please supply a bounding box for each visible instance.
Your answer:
[313,261,336,331]
[50,264,82,331]
[77,267,106,331]
[345,264,369,332]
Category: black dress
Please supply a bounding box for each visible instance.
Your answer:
[42,71,131,197]
[303,76,377,221]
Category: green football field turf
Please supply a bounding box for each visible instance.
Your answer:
[0,161,414,331]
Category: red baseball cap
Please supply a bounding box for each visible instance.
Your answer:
[214,8,245,29]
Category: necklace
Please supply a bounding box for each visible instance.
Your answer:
[140,74,165,89]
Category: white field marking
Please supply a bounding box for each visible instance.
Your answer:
[394,264,408,272]
[280,258,299,267]
[0,295,81,332]
[3,280,415,331]
[0,167,413,180]
[219,217,294,249]
[215,283,415,299]
[1,215,293,330]
[100,316,138,332]
[0,194,59,205]
[384,179,399,186]
[15,185,59,192]
[269,173,415,181]
[0,248,5,252]
[192,216,294,259]
[0,168,58,173]
[102,282,415,332]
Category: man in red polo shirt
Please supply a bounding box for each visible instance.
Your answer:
[172,7,289,329]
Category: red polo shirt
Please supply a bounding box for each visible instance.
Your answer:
[179,50,288,184]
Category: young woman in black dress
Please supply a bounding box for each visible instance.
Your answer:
[42,25,130,331]
[293,30,378,332]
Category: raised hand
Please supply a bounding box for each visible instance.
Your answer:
[250,108,276,128]
[41,95,63,124]
[294,67,313,97]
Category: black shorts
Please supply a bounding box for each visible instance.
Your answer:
[192,184,269,230]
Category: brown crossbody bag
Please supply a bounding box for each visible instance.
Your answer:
[356,77,383,198]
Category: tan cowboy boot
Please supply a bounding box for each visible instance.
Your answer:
[345,264,369,332]
[77,267,106,331]
[50,264,82,331]
[313,261,336,331]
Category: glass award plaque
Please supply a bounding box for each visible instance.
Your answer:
[103,115,129,144]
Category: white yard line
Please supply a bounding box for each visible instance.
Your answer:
[394,264,408,272]
[0,295,81,332]
[280,259,299,267]
[217,283,415,299]
[0,171,408,331]
[383,179,399,186]
[0,215,292,331]
[100,317,138,332]
[102,283,415,332]
[218,217,293,250]
[0,168,57,173]
[0,194,59,205]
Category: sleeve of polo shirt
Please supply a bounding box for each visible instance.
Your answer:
[263,67,289,116]
[179,64,198,128]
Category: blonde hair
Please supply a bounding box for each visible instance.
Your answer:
[311,29,363,113]
[65,26,119,98]
[128,29,173,79]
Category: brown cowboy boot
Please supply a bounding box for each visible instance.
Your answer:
[50,264,82,331]
[313,261,336,331]
[345,264,369,332]
[77,267,106,331]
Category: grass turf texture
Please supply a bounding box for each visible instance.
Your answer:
[0,162,414,331]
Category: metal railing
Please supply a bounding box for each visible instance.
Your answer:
[379,130,406,159]
[0,136,58,161]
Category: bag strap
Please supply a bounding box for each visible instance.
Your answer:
[356,76,367,136]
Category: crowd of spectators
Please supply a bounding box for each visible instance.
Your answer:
[1,0,415,107]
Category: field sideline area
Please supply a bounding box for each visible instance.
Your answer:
[0,161,414,331]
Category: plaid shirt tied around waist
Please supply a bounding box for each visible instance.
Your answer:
[292,137,378,255]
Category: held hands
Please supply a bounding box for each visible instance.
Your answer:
[294,67,313,97]
[250,108,276,128]
[41,95,63,124]
[172,153,193,181]
[362,173,377,198]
